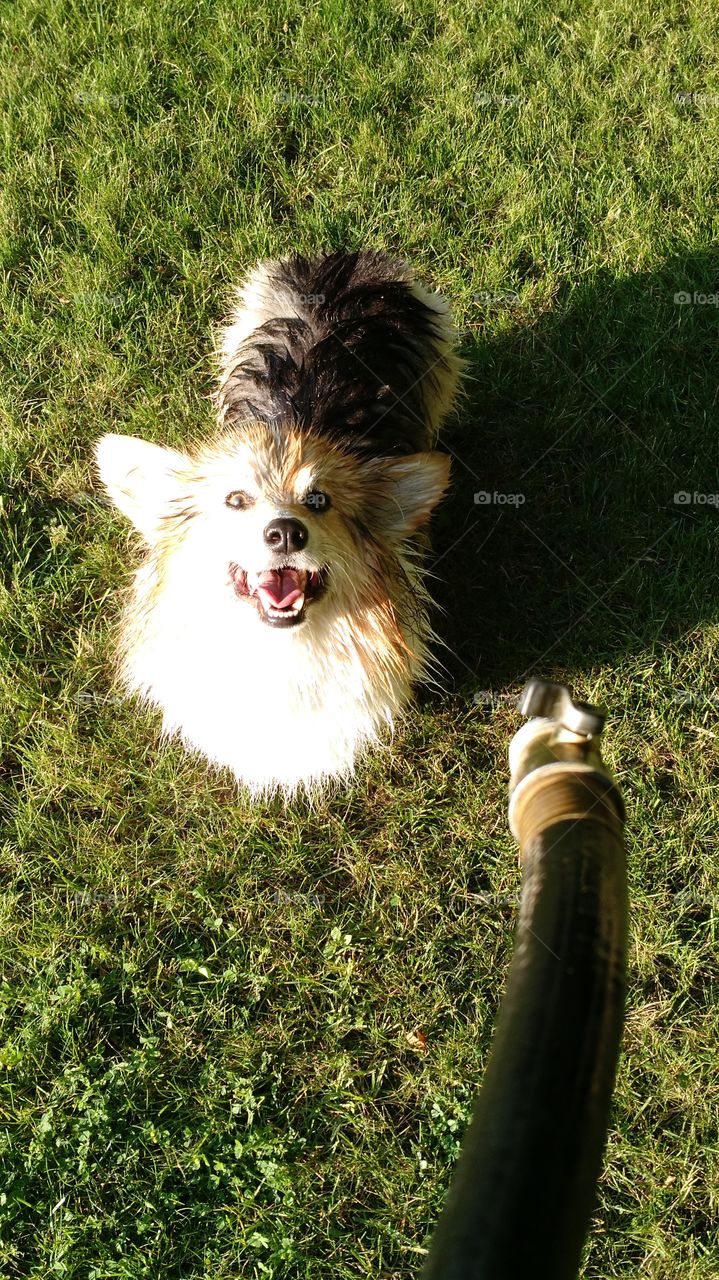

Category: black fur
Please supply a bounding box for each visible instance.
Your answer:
[218,251,453,458]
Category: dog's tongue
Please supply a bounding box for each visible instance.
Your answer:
[254,568,304,610]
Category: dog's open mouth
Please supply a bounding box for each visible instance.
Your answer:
[229,564,328,627]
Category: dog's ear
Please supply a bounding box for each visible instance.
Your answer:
[95,434,192,542]
[370,452,451,536]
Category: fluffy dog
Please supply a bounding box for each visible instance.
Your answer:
[96,250,461,795]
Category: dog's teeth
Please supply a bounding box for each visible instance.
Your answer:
[291,594,305,613]
[265,603,303,619]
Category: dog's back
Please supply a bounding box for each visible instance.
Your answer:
[216,250,460,458]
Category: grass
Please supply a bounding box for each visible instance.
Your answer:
[1,0,718,1275]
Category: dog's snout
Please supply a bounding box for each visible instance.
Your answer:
[263,517,308,555]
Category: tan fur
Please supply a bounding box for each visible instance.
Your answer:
[95,255,460,796]
[96,423,451,796]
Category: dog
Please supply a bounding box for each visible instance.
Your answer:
[95,250,461,796]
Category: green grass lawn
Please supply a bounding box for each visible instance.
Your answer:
[1,0,719,1275]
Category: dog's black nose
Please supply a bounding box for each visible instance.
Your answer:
[263,517,308,555]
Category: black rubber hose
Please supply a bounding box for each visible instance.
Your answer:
[422,777,627,1280]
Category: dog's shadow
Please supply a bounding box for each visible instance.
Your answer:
[430,249,719,699]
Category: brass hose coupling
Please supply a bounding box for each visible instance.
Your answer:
[508,678,625,852]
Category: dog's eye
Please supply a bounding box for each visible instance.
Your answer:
[225,490,253,510]
[301,490,331,513]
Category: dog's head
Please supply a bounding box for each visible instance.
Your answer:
[95,422,451,632]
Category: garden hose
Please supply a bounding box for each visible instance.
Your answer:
[422,678,627,1280]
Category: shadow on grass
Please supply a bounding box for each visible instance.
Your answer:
[430,248,719,698]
